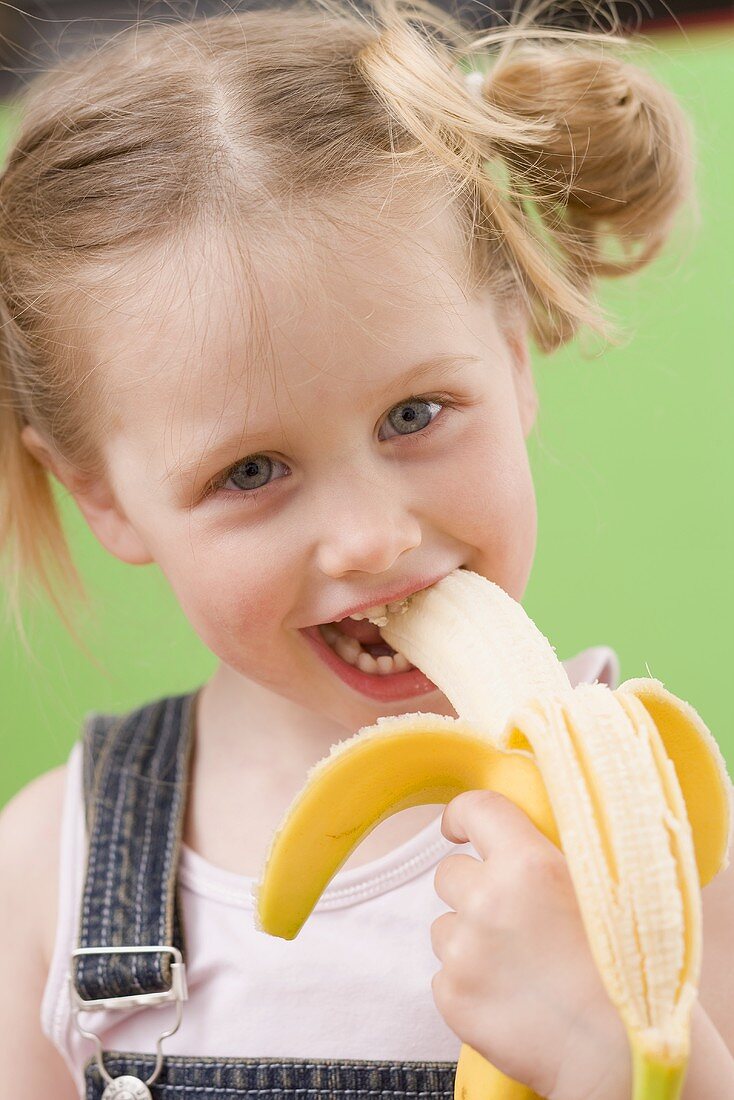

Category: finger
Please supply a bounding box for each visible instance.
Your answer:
[440,788,544,860]
[429,909,457,961]
[433,851,483,909]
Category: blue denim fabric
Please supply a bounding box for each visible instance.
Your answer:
[73,691,458,1100]
[83,1053,457,1099]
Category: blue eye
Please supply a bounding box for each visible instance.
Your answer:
[208,394,450,502]
[215,454,289,497]
[378,397,444,441]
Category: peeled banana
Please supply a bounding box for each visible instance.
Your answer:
[254,568,733,1100]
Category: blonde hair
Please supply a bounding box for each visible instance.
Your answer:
[0,0,696,647]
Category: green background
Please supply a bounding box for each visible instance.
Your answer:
[2,25,732,808]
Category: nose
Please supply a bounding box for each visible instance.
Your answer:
[315,471,422,578]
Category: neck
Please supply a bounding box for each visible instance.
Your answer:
[183,661,447,877]
[194,661,355,777]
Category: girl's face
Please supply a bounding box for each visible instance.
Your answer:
[39,203,539,733]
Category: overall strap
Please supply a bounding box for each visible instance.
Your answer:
[72,689,199,1003]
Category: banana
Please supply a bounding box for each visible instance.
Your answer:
[254,568,733,1100]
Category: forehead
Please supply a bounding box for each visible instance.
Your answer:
[88,194,479,447]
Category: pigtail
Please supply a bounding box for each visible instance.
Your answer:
[351,0,696,351]
[0,289,89,654]
[473,36,697,349]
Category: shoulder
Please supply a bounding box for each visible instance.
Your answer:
[563,645,621,690]
[0,760,71,971]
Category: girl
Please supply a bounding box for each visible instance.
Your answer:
[1,0,732,1097]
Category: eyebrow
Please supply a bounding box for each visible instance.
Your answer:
[167,352,481,488]
[373,352,481,401]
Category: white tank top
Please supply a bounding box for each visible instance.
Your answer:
[41,647,620,1098]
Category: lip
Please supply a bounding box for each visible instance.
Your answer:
[299,622,441,702]
[310,568,459,627]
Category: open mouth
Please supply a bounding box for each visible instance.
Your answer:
[299,619,437,701]
[316,618,416,676]
[297,568,465,699]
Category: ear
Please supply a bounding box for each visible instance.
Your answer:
[20,425,154,566]
[503,323,538,439]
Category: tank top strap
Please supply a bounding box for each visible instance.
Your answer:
[72,688,200,1004]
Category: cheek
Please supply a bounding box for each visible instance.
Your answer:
[160,539,291,665]
[436,419,537,599]
[494,457,537,600]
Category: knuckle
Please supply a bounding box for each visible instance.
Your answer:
[462,882,495,924]
[429,910,452,955]
[459,862,501,921]
[522,845,566,884]
[432,915,474,974]
[508,841,554,880]
[499,843,569,904]
[433,857,449,894]
[431,964,462,1007]
[433,852,469,897]
[431,968,472,1034]
[467,788,505,812]
[430,967,450,1007]
[442,930,468,969]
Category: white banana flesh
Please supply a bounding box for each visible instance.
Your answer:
[377,568,573,732]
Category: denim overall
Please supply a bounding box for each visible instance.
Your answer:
[69,689,459,1100]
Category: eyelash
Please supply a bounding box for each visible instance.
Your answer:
[205,393,457,505]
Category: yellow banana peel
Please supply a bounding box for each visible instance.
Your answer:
[254,569,733,1100]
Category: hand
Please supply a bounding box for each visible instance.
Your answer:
[429,790,632,1100]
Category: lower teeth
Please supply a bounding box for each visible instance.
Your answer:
[319,624,415,675]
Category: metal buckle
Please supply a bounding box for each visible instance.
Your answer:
[69,944,188,1011]
[68,945,187,1088]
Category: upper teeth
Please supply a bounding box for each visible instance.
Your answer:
[340,598,412,627]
